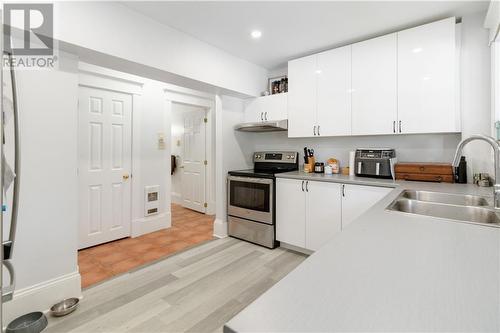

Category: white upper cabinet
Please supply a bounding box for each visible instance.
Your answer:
[316,46,352,136]
[351,33,398,135]
[286,17,459,138]
[244,93,288,123]
[287,54,317,138]
[397,17,458,134]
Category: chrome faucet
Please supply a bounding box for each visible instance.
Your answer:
[452,134,500,209]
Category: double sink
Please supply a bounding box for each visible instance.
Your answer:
[387,190,500,227]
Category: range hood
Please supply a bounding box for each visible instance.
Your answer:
[234,119,288,132]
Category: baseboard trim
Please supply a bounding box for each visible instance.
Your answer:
[131,212,171,237]
[213,218,228,238]
[279,242,313,255]
[3,271,82,326]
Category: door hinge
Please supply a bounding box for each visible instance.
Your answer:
[204,202,208,208]
[204,160,208,165]
[204,118,208,123]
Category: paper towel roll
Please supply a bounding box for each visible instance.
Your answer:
[349,151,355,176]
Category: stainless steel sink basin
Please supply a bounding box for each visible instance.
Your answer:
[402,190,490,207]
[387,190,500,227]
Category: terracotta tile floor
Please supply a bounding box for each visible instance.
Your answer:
[78,204,215,288]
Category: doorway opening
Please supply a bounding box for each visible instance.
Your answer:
[170,101,215,253]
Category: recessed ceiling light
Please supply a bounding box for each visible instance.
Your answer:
[251,30,262,39]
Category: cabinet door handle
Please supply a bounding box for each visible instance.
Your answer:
[317,125,320,136]
[305,181,309,192]
[301,180,304,192]
[399,120,402,133]
[342,184,345,197]
[264,112,268,121]
[393,121,396,134]
[260,112,263,121]
[313,125,316,136]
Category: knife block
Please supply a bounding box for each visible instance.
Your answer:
[304,157,315,173]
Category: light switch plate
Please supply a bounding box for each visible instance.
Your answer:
[158,132,166,150]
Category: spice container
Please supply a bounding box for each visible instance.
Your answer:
[314,162,324,173]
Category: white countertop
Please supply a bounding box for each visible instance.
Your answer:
[225,174,500,332]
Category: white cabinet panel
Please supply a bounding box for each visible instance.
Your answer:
[352,33,397,135]
[276,178,306,247]
[398,17,458,134]
[317,46,352,136]
[342,184,392,228]
[306,181,342,251]
[287,55,317,138]
[244,93,288,123]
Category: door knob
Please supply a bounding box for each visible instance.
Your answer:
[123,173,130,180]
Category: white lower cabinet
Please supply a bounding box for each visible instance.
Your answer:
[341,184,392,228]
[306,181,342,251]
[276,178,306,248]
[277,179,392,251]
[276,178,341,250]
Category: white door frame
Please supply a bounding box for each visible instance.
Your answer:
[77,69,143,245]
[165,88,216,215]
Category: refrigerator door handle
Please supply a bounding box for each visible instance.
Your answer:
[2,260,16,302]
[3,52,21,261]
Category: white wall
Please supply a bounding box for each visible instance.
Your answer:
[53,2,268,97]
[132,79,171,235]
[460,11,493,181]
[4,53,81,323]
[249,133,461,168]
[214,95,254,237]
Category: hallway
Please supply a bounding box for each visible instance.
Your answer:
[78,204,215,288]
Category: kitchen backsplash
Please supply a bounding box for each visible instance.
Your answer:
[247,132,461,168]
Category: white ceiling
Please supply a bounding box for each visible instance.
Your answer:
[123,1,489,70]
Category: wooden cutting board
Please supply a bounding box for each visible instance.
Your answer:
[395,162,454,183]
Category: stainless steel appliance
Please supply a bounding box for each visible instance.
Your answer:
[2,52,21,303]
[234,119,288,132]
[228,151,298,248]
[355,148,396,179]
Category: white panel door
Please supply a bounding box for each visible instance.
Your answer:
[317,46,352,136]
[287,54,317,138]
[397,17,458,134]
[305,181,342,251]
[352,34,398,135]
[181,109,206,213]
[78,86,132,249]
[341,184,392,228]
[276,178,306,248]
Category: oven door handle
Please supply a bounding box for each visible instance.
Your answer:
[227,175,274,184]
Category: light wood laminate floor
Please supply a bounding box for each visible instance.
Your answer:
[47,237,307,333]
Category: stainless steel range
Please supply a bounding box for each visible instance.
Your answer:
[227,151,299,248]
